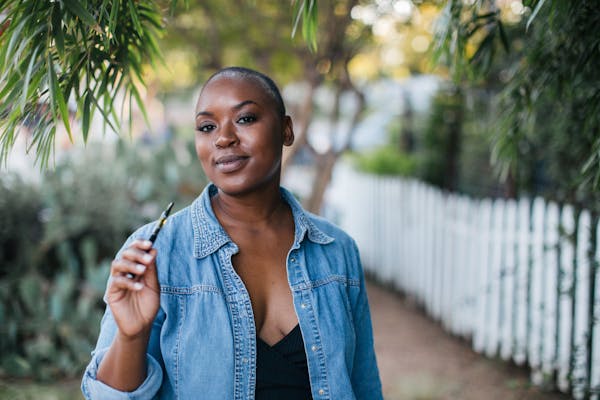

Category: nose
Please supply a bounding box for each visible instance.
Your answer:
[214,121,238,148]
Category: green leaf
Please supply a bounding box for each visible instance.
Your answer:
[497,20,510,54]
[51,2,65,57]
[129,85,146,122]
[526,0,547,31]
[82,91,92,143]
[291,0,304,39]
[89,91,119,134]
[63,0,97,27]
[108,0,120,37]
[128,0,143,34]
[20,46,41,113]
[18,275,41,313]
[3,16,28,68]
[304,0,318,52]
[48,55,73,143]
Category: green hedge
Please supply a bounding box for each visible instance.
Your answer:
[0,136,206,380]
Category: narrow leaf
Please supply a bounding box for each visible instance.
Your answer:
[3,17,28,68]
[20,46,41,112]
[129,83,150,128]
[63,0,97,26]
[82,91,92,143]
[48,55,73,142]
[497,20,510,53]
[89,93,118,134]
[109,0,120,37]
[291,0,305,39]
[128,0,143,33]
[51,2,65,56]
[526,0,547,31]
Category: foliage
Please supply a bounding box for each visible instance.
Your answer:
[0,0,317,168]
[357,82,505,197]
[352,145,417,176]
[418,85,463,190]
[0,380,83,400]
[431,0,600,209]
[0,135,206,380]
[352,117,417,177]
[0,0,165,167]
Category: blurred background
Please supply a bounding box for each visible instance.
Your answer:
[1,0,599,398]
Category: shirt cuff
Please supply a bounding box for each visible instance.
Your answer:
[81,348,163,400]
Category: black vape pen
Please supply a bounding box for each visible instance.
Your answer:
[126,201,174,279]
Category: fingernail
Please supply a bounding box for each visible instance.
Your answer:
[133,282,144,291]
[143,254,153,263]
[136,264,146,273]
[144,240,153,247]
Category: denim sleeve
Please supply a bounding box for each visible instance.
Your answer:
[349,241,384,400]
[81,231,164,400]
[80,308,164,400]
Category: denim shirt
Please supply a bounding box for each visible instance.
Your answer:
[81,184,382,400]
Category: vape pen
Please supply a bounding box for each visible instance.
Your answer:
[126,201,174,279]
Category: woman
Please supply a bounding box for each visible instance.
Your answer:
[81,67,382,399]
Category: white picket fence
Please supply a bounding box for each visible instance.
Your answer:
[327,164,600,399]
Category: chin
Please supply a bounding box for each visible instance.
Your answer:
[211,175,281,197]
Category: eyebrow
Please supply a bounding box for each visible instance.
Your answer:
[195,100,258,118]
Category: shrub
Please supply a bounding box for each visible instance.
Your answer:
[352,146,417,177]
[0,135,206,380]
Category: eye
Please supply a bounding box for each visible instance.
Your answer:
[196,123,215,133]
[237,114,256,124]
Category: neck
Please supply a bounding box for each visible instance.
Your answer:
[211,184,287,228]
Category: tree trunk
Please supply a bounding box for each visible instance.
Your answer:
[305,150,338,214]
[281,80,317,174]
[304,77,365,214]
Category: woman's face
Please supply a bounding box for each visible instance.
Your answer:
[194,76,294,196]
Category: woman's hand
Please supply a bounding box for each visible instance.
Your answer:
[106,240,160,339]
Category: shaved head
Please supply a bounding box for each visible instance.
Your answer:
[202,67,286,119]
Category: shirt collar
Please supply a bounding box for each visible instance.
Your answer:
[191,184,334,259]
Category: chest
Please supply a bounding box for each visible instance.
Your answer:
[228,228,296,341]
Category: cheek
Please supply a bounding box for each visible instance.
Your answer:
[195,137,211,165]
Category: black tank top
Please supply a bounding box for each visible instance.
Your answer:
[255,324,313,399]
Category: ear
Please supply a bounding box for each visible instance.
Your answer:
[282,116,294,147]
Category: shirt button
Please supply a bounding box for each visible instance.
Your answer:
[290,257,296,262]
[301,303,307,309]
[318,389,325,395]
[311,345,318,352]
[242,357,248,363]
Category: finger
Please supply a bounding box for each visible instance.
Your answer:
[108,275,145,293]
[142,248,160,288]
[131,239,154,252]
[111,258,147,278]
[121,247,155,266]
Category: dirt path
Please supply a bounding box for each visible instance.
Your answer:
[367,281,569,400]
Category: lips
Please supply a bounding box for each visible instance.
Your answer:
[214,154,249,173]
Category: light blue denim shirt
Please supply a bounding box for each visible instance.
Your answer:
[81,184,382,400]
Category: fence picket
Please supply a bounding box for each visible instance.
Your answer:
[529,198,546,373]
[513,198,530,365]
[473,199,492,353]
[542,203,560,381]
[501,199,517,360]
[591,220,600,399]
[558,205,575,392]
[485,200,505,357]
[573,211,592,399]
[328,164,600,397]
